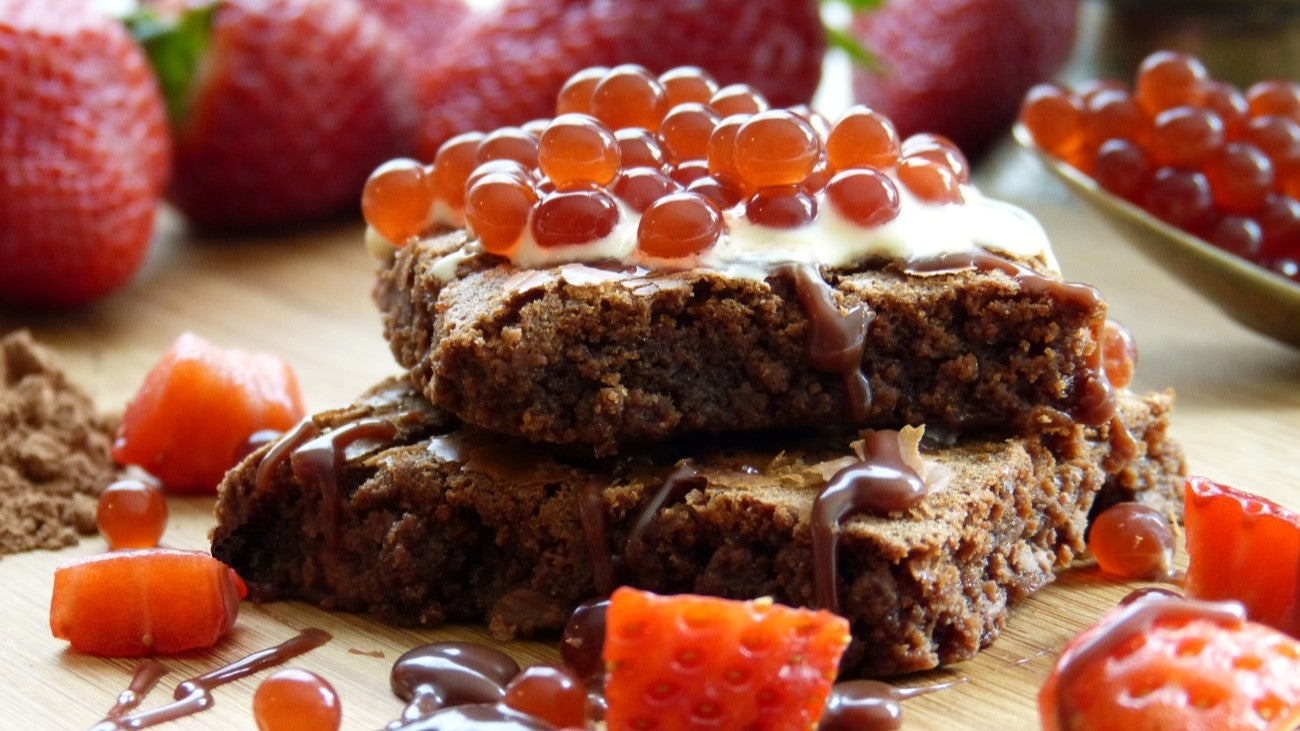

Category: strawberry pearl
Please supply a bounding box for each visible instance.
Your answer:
[556,66,607,116]
[659,66,718,107]
[826,169,901,228]
[531,187,619,248]
[432,131,485,211]
[465,173,539,254]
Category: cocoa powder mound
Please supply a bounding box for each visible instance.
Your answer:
[0,330,116,555]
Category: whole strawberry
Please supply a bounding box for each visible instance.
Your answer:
[851,0,1079,157]
[414,0,827,159]
[145,0,418,231]
[0,0,169,306]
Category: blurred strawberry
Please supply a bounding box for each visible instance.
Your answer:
[138,0,419,231]
[414,0,827,159]
[850,0,1080,157]
[356,0,470,70]
[0,0,169,306]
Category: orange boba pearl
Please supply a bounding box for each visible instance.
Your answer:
[556,66,608,116]
[826,105,900,172]
[432,131,485,210]
[708,83,768,117]
[637,192,724,259]
[590,64,669,131]
[659,66,718,107]
[733,110,821,188]
[464,172,539,254]
[658,103,721,163]
[361,158,436,244]
[538,113,621,188]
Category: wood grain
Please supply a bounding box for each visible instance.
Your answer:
[1,149,1297,729]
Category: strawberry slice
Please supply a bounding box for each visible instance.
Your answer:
[1040,594,1300,731]
[112,332,306,494]
[1184,476,1300,637]
[603,588,850,730]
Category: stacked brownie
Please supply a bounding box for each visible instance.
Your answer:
[212,223,1184,677]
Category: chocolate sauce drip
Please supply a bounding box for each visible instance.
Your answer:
[1119,586,1182,606]
[812,431,927,612]
[388,703,557,730]
[908,251,1115,425]
[389,642,521,725]
[786,264,873,421]
[101,660,169,721]
[1107,413,1139,468]
[90,629,330,731]
[559,598,610,682]
[623,463,705,575]
[290,418,398,547]
[1053,596,1244,728]
[577,480,615,596]
[818,678,963,731]
[255,417,320,492]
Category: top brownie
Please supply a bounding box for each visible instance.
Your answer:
[376,230,1113,456]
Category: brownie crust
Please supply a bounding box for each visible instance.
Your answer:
[212,378,1182,678]
[375,232,1111,456]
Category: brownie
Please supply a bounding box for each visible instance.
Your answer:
[212,377,1183,678]
[375,231,1113,456]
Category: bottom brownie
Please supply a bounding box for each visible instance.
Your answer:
[212,377,1183,678]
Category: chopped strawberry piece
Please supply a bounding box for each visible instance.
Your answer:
[1184,476,1300,637]
[50,548,244,656]
[112,332,306,494]
[1040,594,1300,731]
[603,588,850,730]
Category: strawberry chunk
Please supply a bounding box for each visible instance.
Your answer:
[50,548,245,657]
[112,333,306,494]
[603,588,850,730]
[1184,476,1300,637]
[1040,594,1300,731]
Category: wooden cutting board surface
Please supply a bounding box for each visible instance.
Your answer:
[1,154,1298,729]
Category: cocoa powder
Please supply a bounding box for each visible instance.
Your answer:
[0,330,115,555]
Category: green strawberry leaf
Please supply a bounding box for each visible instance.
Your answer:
[124,4,217,127]
[821,0,882,72]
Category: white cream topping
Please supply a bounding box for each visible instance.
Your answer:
[367,172,1059,280]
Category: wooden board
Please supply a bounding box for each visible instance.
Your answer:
[1,149,1298,729]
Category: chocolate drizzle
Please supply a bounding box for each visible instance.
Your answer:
[812,430,928,612]
[289,417,399,547]
[786,264,873,421]
[1052,596,1245,728]
[907,250,1115,425]
[819,678,966,731]
[255,417,320,493]
[90,629,331,731]
[102,660,169,722]
[623,463,705,575]
[577,463,704,596]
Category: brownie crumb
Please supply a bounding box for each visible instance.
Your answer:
[0,330,116,556]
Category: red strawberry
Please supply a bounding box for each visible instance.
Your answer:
[850,0,1079,157]
[1039,594,1300,731]
[355,0,470,70]
[603,587,850,730]
[0,0,169,306]
[141,0,418,231]
[414,0,827,159]
[1184,476,1300,637]
[112,332,306,494]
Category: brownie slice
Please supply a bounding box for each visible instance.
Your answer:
[375,232,1112,456]
[212,377,1183,678]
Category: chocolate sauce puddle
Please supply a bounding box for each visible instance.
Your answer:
[812,430,928,612]
[290,418,399,548]
[388,642,520,726]
[90,629,330,730]
[786,264,873,421]
[907,250,1115,425]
